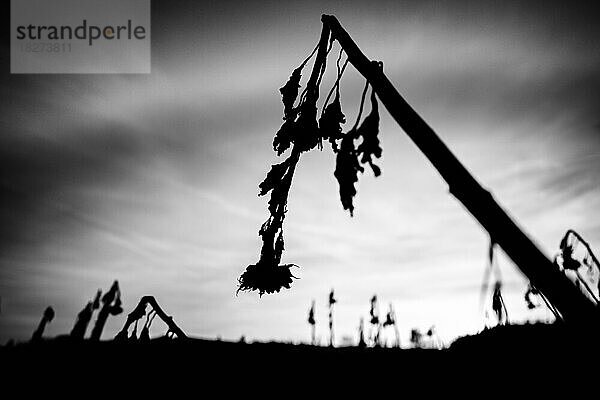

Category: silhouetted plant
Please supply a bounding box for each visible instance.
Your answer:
[410,328,422,348]
[555,229,600,305]
[369,295,381,346]
[239,31,382,295]
[491,282,508,325]
[90,280,123,341]
[479,239,510,326]
[426,326,434,346]
[31,306,54,342]
[115,296,187,341]
[308,300,316,345]
[328,289,337,347]
[424,325,443,349]
[383,303,400,348]
[357,317,366,348]
[70,290,101,340]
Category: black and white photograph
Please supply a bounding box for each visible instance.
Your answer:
[2,0,600,390]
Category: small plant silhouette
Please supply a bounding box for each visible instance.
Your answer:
[410,328,422,348]
[328,289,337,347]
[357,317,366,348]
[90,280,123,341]
[70,290,101,340]
[425,326,442,349]
[31,306,54,342]
[369,295,381,347]
[479,239,510,326]
[491,282,508,325]
[115,296,187,341]
[307,300,316,345]
[383,303,400,348]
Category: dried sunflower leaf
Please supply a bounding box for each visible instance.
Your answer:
[259,158,291,196]
[280,66,303,118]
[356,89,382,176]
[332,85,382,215]
[334,129,363,216]
[273,119,296,156]
[319,92,346,152]
[294,103,320,153]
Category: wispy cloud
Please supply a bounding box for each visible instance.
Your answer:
[2,1,600,344]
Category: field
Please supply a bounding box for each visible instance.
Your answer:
[2,321,597,394]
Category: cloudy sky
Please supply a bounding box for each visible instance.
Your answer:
[1,0,599,346]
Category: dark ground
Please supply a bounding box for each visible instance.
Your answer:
[1,322,597,394]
